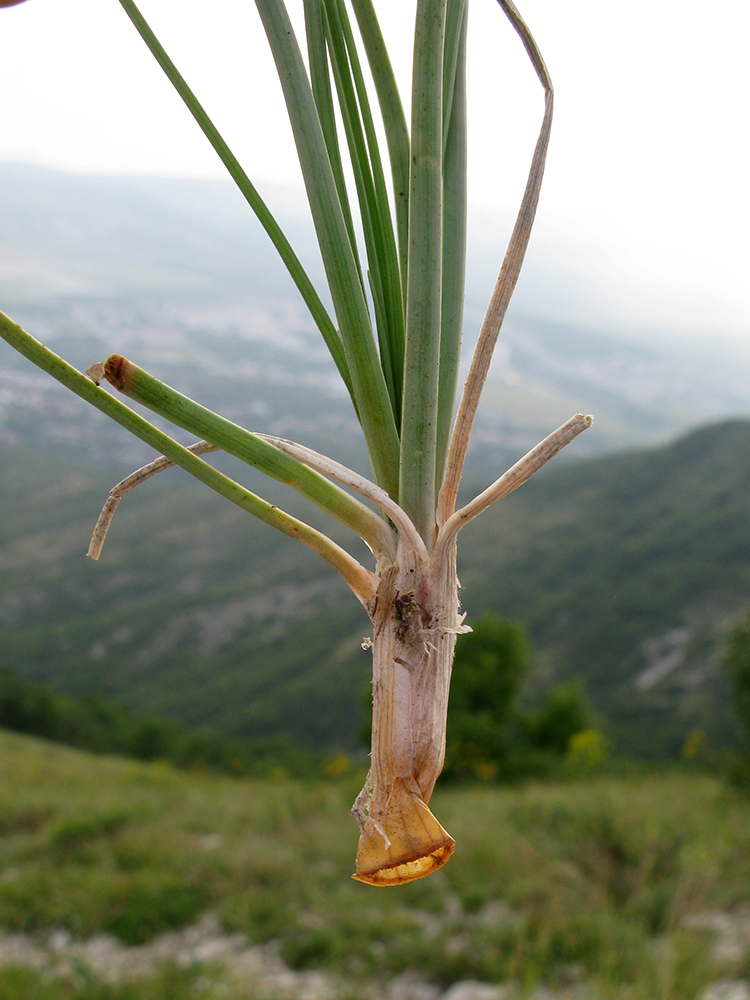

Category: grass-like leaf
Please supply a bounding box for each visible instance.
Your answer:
[436,0,468,489]
[349,0,411,291]
[304,0,363,285]
[438,0,555,526]
[116,0,353,405]
[254,0,401,498]
[322,0,405,422]
[0,312,376,602]
[400,0,448,545]
[100,355,395,562]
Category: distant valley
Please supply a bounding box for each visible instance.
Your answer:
[2,163,750,477]
[2,164,750,760]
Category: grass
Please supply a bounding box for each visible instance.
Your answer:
[2,730,749,998]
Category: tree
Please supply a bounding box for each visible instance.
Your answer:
[525,680,594,756]
[443,618,596,781]
[0,0,591,884]
[444,616,529,780]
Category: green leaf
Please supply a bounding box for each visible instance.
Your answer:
[322,0,405,422]
[0,312,376,599]
[116,0,352,406]
[254,0,401,498]
[304,0,363,285]
[436,0,468,488]
[101,355,394,560]
[399,0,448,546]
[349,0,411,290]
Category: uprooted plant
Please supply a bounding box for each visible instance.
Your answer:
[0,0,592,885]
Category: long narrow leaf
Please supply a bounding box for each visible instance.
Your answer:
[368,270,398,411]
[304,0,363,283]
[399,0,447,546]
[336,0,405,415]
[0,312,377,603]
[438,0,553,525]
[434,413,592,559]
[441,0,468,154]
[435,0,468,488]
[116,0,352,403]
[257,433,427,562]
[323,0,404,421]
[321,1,386,369]
[349,0,411,289]
[101,355,395,561]
[254,0,401,499]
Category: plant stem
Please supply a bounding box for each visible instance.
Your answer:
[352,534,463,885]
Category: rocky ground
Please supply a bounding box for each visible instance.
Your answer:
[2,908,750,1000]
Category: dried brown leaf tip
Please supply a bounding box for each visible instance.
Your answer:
[103,354,129,392]
[84,362,105,386]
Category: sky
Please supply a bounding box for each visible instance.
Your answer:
[1,0,748,347]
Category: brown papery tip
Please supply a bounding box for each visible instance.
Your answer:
[352,779,455,886]
[103,354,130,392]
[84,362,105,386]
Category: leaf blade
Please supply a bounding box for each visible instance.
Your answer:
[399,0,448,546]
[116,0,352,403]
[254,0,401,498]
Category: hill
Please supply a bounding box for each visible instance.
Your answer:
[1,420,749,757]
[459,419,750,756]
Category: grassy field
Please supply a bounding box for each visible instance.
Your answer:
[1,730,749,999]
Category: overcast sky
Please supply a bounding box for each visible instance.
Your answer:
[1,0,748,346]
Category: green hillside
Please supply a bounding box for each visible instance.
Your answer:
[1,727,749,1000]
[459,419,750,756]
[0,441,369,748]
[1,420,749,757]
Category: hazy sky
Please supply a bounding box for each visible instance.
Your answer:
[1,0,748,345]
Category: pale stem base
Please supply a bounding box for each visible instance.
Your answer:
[352,537,463,885]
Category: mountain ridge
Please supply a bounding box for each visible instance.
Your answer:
[1,419,748,758]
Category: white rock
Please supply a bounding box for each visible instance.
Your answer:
[386,972,442,1000]
[702,980,750,1000]
[48,929,71,952]
[0,933,48,970]
[685,908,750,963]
[440,982,510,1000]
